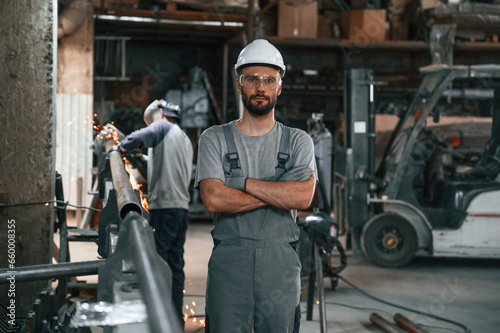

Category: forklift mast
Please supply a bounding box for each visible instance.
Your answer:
[333,69,375,258]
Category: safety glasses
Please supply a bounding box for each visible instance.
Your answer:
[239,74,281,89]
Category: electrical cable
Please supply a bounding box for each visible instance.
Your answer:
[337,275,471,333]
[0,200,101,212]
[324,301,395,318]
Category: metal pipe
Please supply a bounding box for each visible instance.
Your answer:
[315,245,327,333]
[245,0,254,42]
[0,260,105,284]
[108,149,142,220]
[127,212,183,333]
[306,242,316,321]
[370,313,407,333]
[223,40,228,123]
[121,38,126,79]
[394,313,430,333]
[67,282,98,290]
[368,83,376,177]
[55,172,68,264]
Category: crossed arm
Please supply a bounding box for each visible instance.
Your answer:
[199,171,316,214]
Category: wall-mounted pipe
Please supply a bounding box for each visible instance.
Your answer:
[58,0,92,39]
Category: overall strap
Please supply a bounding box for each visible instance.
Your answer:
[222,123,240,172]
[223,123,291,176]
[276,126,291,171]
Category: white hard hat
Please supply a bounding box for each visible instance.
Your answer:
[235,39,285,77]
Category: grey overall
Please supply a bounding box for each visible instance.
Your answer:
[203,123,312,333]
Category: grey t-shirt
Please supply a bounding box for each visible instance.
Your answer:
[195,121,317,242]
[120,119,193,210]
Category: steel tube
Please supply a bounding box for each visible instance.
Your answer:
[306,242,316,321]
[55,172,68,264]
[0,260,106,284]
[394,313,430,333]
[108,149,142,220]
[127,212,183,333]
[370,313,407,333]
[315,245,327,333]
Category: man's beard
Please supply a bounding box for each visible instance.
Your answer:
[242,91,277,116]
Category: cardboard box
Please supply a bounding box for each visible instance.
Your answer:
[421,0,441,10]
[278,1,318,38]
[341,9,387,42]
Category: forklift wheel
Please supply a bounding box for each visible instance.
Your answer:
[361,213,418,268]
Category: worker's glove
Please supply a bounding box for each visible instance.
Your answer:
[278,166,313,182]
[116,144,127,157]
[224,177,247,191]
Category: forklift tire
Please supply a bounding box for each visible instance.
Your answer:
[361,213,418,268]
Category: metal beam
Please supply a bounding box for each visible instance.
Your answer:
[0,260,105,284]
[127,212,183,333]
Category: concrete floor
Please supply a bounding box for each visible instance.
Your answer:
[182,221,500,333]
[63,219,500,333]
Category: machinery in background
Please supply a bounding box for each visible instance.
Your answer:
[334,65,500,268]
[308,113,334,213]
[166,67,210,129]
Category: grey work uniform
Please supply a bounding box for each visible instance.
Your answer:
[195,121,317,333]
[120,119,193,211]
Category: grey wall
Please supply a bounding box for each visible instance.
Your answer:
[0,0,56,316]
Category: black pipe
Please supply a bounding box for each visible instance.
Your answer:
[55,172,68,264]
[306,242,316,321]
[108,149,142,220]
[0,260,106,284]
[127,212,183,333]
[67,282,98,290]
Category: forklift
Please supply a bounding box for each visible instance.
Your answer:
[334,65,500,268]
